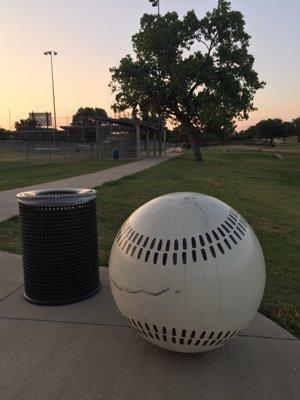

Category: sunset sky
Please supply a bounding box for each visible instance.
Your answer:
[0,0,299,131]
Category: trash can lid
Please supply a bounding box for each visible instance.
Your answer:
[17,188,97,205]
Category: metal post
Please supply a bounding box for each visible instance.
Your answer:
[96,120,101,144]
[26,141,29,166]
[163,128,167,154]
[135,124,141,159]
[50,53,57,130]
[44,50,58,130]
[158,119,162,157]
[146,130,150,157]
[9,107,11,131]
[81,114,84,141]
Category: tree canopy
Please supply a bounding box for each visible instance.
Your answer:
[293,117,300,143]
[110,0,265,160]
[256,118,284,145]
[71,107,107,126]
[15,118,39,131]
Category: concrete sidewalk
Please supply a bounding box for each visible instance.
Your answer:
[0,251,299,400]
[0,154,178,222]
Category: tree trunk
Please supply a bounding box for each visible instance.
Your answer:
[182,123,204,162]
[189,133,204,161]
[283,136,286,144]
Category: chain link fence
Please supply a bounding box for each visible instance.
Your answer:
[0,137,136,166]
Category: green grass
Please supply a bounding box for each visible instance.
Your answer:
[0,158,131,191]
[0,150,299,336]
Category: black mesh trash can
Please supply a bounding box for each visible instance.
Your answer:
[17,188,100,305]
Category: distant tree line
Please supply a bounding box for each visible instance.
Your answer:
[238,117,300,145]
[71,107,107,126]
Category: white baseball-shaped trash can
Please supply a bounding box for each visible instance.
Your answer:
[109,192,266,353]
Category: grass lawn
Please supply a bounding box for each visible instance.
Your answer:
[0,158,131,191]
[0,149,299,336]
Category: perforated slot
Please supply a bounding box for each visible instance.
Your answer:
[217,243,224,254]
[224,239,231,249]
[233,230,242,240]
[145,323,154,338]
[137,235,144,245]
[128,230,135,241]
[206,233,213,244]
[217,227,225,237]
[225,221,233,229]
[212,230,219,240]
[221,224,230,233]
[137,248,143,259]
[132,233,139,243]
[229,235,237,245]
[201,249,207,261]
[239,219,247,228]
[163,253,168,266]
[227,217,236,225]
[173,253,177,265]
[192,250,197,262]
[238,222,247,232]
[199,235,205,246]
[150,239,156,249]
[157,239,163,251]
[236,226,245,236]
[153,324,160,340]
[210,246,216,258]
[145,250,150,262]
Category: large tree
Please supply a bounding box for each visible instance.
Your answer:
[71,107,107,126]
[282,121,294,144]
[110,0,265,161]
[256,118,284,146]
[293,117,300,143]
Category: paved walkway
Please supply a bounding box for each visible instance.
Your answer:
[0,154,178,222]
[0,251,299,400]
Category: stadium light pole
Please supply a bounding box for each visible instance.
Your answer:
[43,50,58,130]
[149,1,162,155]
[149,0,160,16]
